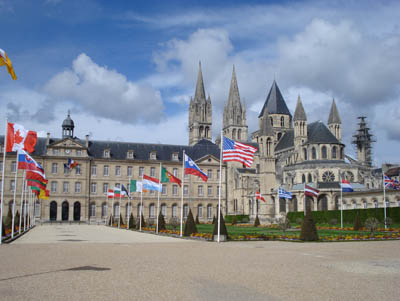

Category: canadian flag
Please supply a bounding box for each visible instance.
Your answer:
[6,122,37,153]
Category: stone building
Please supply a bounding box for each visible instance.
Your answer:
[1,63,399,224]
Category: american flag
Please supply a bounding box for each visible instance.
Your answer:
[222,136,257,168]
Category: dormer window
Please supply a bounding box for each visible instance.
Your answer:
[172,153,179,161]
[127,150,134,159]
[150,151,157,160]
[104,150,110,158]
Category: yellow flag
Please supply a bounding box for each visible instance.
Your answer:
[39,189,49,200]
[0,48,17,80]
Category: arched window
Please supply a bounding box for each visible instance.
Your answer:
[232,129,236,140]
[281,116,284,127]
[270,117,273,126]
[205,126,209,138]
[197,204,203,218]
[321,146,327,159]
[35,200,40,217]
[238,129,241,140]
[113,202,120,217]
[373,200,378,208]
[149,203,155,218]
[308,174,312,183]
[207,204,212,219]
[266,138,272,156]
[183,204,189,218]
[332,146,337,159]
[302,174,306,183]
[89,202,96,217]
[101,202,108,217]
[303,148,307,160]
[277,132,282,141]
[340,147,344,159]
[137,203,142,217]
[312,147,317,159]
[172,204,178,218]
[126,202,132,218]
[161,203,167,217]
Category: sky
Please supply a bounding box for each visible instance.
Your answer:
[0,0,399,166]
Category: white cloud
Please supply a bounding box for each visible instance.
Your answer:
[43,53,165,124]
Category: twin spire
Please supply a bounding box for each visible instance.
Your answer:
[194,61,206,101]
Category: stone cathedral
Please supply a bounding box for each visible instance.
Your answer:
[1,63,398,224]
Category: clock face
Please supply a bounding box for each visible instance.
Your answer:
[65,149,70,154]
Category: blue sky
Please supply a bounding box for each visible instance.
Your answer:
[1,0,400,165]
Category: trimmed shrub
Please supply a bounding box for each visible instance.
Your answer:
[224,215,250,223]
[108,215,113,226]
[300,207,319,241]
[384,217,393,228]
[5,206,12,228]
[295,217,303,225]
[184,209,197,236]
[212,215,216,224]
[277,213,290,232]
[365,217,379,235]
[128,213,135,229]
[119,213,124,226]
[2,221,5,237]
[136,214,146,229]
[195,215,200,225]
[353,211,361,231]
[157,211,166,231]
[15,211,20,231]
[329,218,338,226]
[254,215,260,227]
[212,212,228,238]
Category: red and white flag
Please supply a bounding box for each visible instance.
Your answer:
[304,184,319,197]
[107,189,114,199]
[256,191,266,202]
[6,122,37,153]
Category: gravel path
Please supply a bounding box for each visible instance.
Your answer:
[0,224,399,300]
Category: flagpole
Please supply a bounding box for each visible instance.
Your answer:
[19,170,25,234]
[11,152,20,239]
[383,171,387,229]
[127,177,131,230]
[111,195,114,227]
[105,190,107,225]
[156,163,162,234]
[340,170,343,229]
[24,188,27,232]
[118,188,121,229]
[140,174,143,231]
[217,132,223,243]
[0,119,8,244]
[180,150,185,237]
[303,183,306,216]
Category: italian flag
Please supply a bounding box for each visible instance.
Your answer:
[130,180,143,192]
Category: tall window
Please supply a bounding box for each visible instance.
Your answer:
[303,148,307,160]
[302,174,306,183]
[217,170,220,180]
[91,182,97,194]
[162,184,167,195]
[10,179,15,191]
[207,204,212,219]
[11,161,16,173]
[149,204,155,218]
[332,146,337,159]
[173,168,178,177]
[207,186,212,196]
[161,204,167,217]
[172,204,178,218]
[207,169,212,179]
[183,204,189,218]
[104,165,109,176]
[311,147,317,159]
[150,167,155,177]
[91,165,97,176]
[127,166,133,177]
[102,203,107,217]
[51,181,57,192]
[172,184,178,195]
[115,166,121,176]
[183,185,188,195]
[307,174,312,183]
[281,116,285,127]
[75,164,81,175]
[198,204,203,218]
[63,182,69,193]
[89,202,96,217]
[52,163,58,174]
[321,146,327,159]
[198,185,203,196]
[139,167,144,177]
[103,183,109,194]
[75,182,81,193]
[35,201,40,217]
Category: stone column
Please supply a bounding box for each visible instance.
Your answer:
[57,203,61,221]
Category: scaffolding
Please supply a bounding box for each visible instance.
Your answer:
[351,116,376,167]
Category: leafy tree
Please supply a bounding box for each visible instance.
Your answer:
[365,217,379,235]
[277,212,290,233]
[157,211,166,231]
[184,209,197,236]
[254,215,260,227]
[300,207,319,241]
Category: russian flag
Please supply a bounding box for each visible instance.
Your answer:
[184,154,208,182]
[341,179,354,192]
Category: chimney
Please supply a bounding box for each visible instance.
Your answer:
[85,135,89,148]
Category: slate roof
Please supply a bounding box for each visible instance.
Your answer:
[307,121,340,144]
[275,129,294,151]
[259,80,292,118]
[237,168,257,174]
[293,96,307,121]
[328,99,341,124]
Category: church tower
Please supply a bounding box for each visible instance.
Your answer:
[258,80,292,142]
[293,95,307,159]
[188,62,212,146]
[223,65,248,142]
[352,117,375,167]
[62,111,74,139]
[328,99,342,142]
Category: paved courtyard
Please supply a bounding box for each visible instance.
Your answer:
[1,225,400,300]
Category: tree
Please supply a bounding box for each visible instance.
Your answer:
[195,215,200,225]
[277,212,290,233]
[353,211,361,231]
[212,215,216,224]
[300,207,319,241]
[365,217,379,235]
[108,215,113,226]
[157,211,166,232]
[254,215,260,227]
[128,213,135,229]
[184,209,197,236]
[15,210,20,231]
[2,220,5,237]
[213,212,228,238]
[5,206,12,229]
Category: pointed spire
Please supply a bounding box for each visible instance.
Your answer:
[259,80,291,118]
[227,65,241,108]
[328,98,341,124]
[194,61,206,101]
[260,109,274,136]
[293,95,307,121]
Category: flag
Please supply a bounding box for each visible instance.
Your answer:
[121,184,129,197]
[278,188,292,199]
[256,191,266,202]
[130,180,143,193]
[17,149,44,172]
[393,179,400,190]
[39,189,49,200]
[222,136,257,168]
[6,123,37,153]
[384,175,394,188]
[31,186,40,196]
[26,170,47,183]
[107,189,114,199]
[64,158,78,170]
[143,175,162,192]
[341,179,354,192]
[27,179,47,190]
[0,48,17,80]
[161,167,182,187]
[184,154,208,182]
[114,187,121,198]
[304,184,319,197]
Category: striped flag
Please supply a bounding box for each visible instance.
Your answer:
[107,189,114,199]
[341,179,354,192]
[384,175,394,188]
[278,188,292,199]
[143,174,162,192]
[304,184,319,197]
[222,136,257,168]
[256,191,266,202]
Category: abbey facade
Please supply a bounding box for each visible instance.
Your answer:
[1,63,399,224]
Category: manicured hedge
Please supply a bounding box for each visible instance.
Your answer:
[287,207,400,224]
[224,215,250,223]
